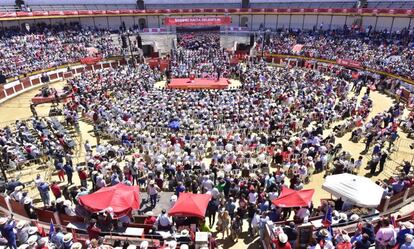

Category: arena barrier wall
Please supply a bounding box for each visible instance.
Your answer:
[0,57,125,104]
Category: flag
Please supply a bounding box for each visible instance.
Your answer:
[390,216,397,228]
[322,206,333,235]
[49,219,55,239]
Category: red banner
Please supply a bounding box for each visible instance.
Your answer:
[80,56,102,65]
[164,16,231,26]
[336,58,362,68]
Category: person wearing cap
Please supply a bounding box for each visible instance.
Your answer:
[147,180,161,207]
[0,216,17,249]
[15,221,29,246]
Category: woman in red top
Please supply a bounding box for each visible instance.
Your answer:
[50,181,62,199]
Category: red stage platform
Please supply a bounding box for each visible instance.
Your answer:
[167,78,229,90]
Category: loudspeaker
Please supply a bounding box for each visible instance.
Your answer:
[136,34,143,49]
[121,35,128,48]
[242,0,249,8]
[250,34,254,46]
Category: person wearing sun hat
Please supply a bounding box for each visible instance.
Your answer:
[62,233,73,249]
[26,235,38,248]
[315,228,334,249]
[0,216,17,249]
[70,242,82,249]
[271,233,291,249]
[15,220,30,245]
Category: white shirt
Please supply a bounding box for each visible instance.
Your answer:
[248,192,258,204]
[156,214,172,227]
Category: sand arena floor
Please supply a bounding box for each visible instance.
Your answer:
[0,78,413,249]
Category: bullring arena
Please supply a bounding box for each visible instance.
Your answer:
[1,0,414,249]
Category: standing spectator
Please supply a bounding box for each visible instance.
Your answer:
[38,182,51,206]
[63,163,74,185]
[50,181,62,200]
[220,211,231,239]
[78,167,88,188]
[0,217,17,249]
[225,197,236,219]
[147,180,161,208]
[206,197,219,228]
[230,215,242,242]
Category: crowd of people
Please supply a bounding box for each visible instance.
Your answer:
[0,25,412,249]
[258,27,414,80]
[0,23,121,78]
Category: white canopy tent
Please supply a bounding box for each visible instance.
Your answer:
[322,173,384,208]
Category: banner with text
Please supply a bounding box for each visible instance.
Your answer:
[336,58,362,68]
[164,16,231,26]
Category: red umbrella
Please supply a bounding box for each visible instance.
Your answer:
[78,183,140,218]
[168,193,211,218]
[272,187,314,208]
